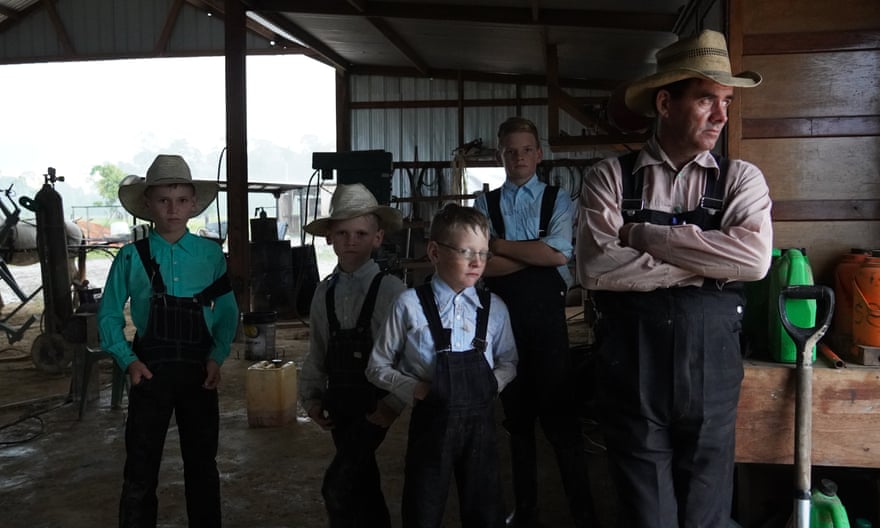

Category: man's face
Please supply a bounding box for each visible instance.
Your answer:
[498,131,543,186]
[660,78,734,157]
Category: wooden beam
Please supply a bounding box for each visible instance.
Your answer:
[771,200,880,222]
[250,11,351,71]
[366,16,430,75]
[243,0,679,31]
[349,64,620,90]
[744,30,880,55]
[743,116,880,139]
[40,0,75,56]
[548,132,649,151]
[156,0,185,55]
[0,4,21,19]
[349,95,606,110]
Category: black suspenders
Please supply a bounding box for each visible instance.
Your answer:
[486,185,560,240]
[415,283,490,354]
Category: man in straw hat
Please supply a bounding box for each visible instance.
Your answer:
[576,30,773,526]
[298,183,406,528]
[98,154,239,527]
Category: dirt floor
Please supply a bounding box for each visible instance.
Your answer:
[0,259,617,528]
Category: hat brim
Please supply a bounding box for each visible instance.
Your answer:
[304,206,403,237]
[625,68,762,117]
[118,178,219,222]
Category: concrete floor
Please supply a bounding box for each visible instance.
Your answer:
[0,295,617,528]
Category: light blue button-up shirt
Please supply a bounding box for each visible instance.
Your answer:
[473,175,574,288]
[366,277,518,409]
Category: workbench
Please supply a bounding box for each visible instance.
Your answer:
[736,359,880,468]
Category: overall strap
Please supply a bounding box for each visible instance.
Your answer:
[485,188,505,239]
[471,288,491,354]
[134,238,166,294]
[487,185,559,240]
[194,273,232,307]
[415,283,451,353]
[538,185,560,238]
[356,272,386,329]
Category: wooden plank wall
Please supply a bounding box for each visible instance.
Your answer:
[728,0,880,286]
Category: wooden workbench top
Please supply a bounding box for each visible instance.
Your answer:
[736,359,880,468]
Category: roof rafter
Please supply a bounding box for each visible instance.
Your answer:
[243,0,678,32]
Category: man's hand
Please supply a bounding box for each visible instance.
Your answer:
[127,360,153,386]
[307,404,334,430]
[365,400,398,428]
[203,359,221,390]
[413,381,431,401]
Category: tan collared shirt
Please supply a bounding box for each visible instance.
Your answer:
[576,136,773,292]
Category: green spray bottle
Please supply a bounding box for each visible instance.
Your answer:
[811,479,851,528]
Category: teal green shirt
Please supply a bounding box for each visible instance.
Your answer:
[97,230,240,371]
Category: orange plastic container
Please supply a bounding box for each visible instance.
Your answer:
[832,249,870,350]
[853,250,880,349]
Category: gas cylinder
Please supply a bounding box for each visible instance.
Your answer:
[853,250,880,348]
[810,479,851,528]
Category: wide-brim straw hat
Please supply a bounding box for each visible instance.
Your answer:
[304,183,403,237]
[118,154,218,222]
[625,29,762,117]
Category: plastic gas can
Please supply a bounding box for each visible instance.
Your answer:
[810,479,851,528]
[769,248,816,363]
[246,360,297,427]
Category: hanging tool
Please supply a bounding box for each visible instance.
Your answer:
[779,285,834,528]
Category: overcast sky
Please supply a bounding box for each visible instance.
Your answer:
[0,54,337,191]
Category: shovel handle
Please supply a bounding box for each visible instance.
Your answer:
[778,285,835,362]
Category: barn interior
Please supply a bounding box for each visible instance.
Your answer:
[0,1,879,527]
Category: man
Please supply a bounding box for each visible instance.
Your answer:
[474,116,599,528]
[576,30,773,527]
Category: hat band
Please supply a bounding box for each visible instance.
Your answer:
[659,46,729,69]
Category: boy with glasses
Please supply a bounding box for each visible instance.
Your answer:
[367,203,517,527]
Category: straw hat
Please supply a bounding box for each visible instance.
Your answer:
[625,29,762,117]
[304,183,402,237]
[118,154,218,222]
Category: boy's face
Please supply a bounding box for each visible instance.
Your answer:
[327,214,383,273]
[498,130,543,187]
[144,184,197,237]
[428,227,490,293]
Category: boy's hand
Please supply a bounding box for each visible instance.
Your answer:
[413,381,431,401]
[308,404,334,430]
[203,360,221,390]
[127,360,153,386]
[365,400,397,428]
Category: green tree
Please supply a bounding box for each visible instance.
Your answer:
[90,163,127,206]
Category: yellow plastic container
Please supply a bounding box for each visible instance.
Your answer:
[246,360,297,427]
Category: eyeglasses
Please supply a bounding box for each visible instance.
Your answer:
[436,242,492,262]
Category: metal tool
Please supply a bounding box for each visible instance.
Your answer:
[778,285,835,528]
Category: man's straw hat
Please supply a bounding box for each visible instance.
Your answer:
[118,154,218,222]
[304,183,402,237]
[625,29,762,117]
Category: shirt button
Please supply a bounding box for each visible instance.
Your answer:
[173,277,179,282]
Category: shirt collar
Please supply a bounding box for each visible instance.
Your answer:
[430,277,483,313]
[148,229,196,252]
[502,174,541,198]
[332,259,379,288]
[642,136,721,178]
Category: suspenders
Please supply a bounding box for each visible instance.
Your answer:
[485,185,560,240]
[134,238,232,306]
[617,151,729,229]
[415,283,490,354]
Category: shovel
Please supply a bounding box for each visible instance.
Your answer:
[778,285,835,528]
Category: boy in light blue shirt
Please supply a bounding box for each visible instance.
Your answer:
[367,203,517,527]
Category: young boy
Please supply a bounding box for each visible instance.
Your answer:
[298,183,407,528]
[97,154,239,527]
[367,203,517,528]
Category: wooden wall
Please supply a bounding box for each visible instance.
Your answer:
[728,0,880,286]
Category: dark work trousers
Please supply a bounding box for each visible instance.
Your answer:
[119,361,220,528]
[402,349,503,528]
[486,266,596,525]
[322,413,392,528]
[594,285,745,528]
